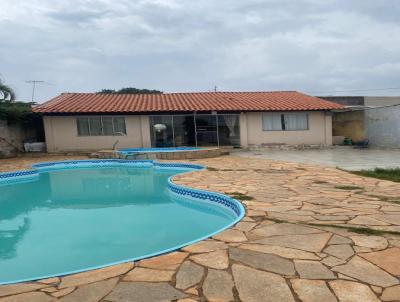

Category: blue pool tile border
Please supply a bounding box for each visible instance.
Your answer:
[0,159,245,285]
[0,169,37,178]
[30,159,204,171]
[0,169,39,185]
[168,180,242,217]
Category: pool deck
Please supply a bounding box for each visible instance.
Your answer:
[1,155,400,301]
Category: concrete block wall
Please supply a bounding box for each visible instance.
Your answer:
[0,120,25,158]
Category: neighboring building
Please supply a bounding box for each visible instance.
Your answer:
[319,96,400,108]
[33,91,343,152]
[319,96,400,146]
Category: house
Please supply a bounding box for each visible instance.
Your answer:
[32,91,343,152]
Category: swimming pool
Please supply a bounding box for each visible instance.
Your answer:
[0,160,244,285]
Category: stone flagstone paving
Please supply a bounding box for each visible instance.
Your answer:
[1,155,400,301]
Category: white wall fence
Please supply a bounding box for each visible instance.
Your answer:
[365,104,400,148]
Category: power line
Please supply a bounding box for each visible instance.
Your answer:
[25,80,45,102]
[306,87,400,95]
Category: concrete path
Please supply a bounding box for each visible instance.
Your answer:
[1,155,400,301]
[233,147,400,170]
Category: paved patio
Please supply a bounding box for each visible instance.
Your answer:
[1,155,400,301]
[234,147,400,170]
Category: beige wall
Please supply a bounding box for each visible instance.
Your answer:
[43,111,333,152]
[43,115,150,152]
[239,113,249,147]
[242,111,333,146]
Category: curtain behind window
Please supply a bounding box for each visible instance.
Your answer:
[77,118,90,136]
[113,117,126,135]
[262,113,282,130]
[223,115,238,136]
[89,117,102,136]
[284,113,308,130]
[102,117,114,135]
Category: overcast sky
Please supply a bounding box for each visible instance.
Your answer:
[1,0,400,103]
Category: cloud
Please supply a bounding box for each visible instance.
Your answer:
[0,0,399,102]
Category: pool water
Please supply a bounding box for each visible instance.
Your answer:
[0,165,239,284]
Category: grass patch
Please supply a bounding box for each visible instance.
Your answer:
[253,168,289,173]
[207,167,249,172]
[207,167,219,171]
[266,218,285,223]
[365,194,400,205]
[313,180,328,184]
[351,168,400,183]
[226,192,254,201]
[307,223,400,236]
[334,185,364,190]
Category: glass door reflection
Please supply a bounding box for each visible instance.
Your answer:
[195,115,218,147]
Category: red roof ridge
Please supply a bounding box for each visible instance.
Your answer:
[58,90,298,95]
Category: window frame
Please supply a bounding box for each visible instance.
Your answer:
[262,112,309,131]
[76,116,127,136]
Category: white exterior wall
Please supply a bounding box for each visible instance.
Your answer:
[43,115,150,152]
[240,111,332,146]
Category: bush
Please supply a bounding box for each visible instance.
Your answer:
[0,101,36,124]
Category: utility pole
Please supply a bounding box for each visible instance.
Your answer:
[214,85,217,92]
[25,80,45,102]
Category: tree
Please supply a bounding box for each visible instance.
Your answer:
[98,89,116,94]
[0,78,44,142]
[0,79,16,102]
[0,79,37,123]
[97,87,163,94]
[0,100,36,123]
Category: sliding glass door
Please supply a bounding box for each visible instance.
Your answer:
[149,114,240,148]
[195,115,218,146]
[218,115,240,146]
[173,115,196,147]
[149,116,174,147]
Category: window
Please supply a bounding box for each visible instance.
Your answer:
[76,117,126,136]
[262,112,308,131]
[284,112,308,130]
[113,117,126,134]
[262,113,282,131]
[76,118,90,136]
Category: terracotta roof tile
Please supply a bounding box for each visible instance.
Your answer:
[33,91,343,113]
